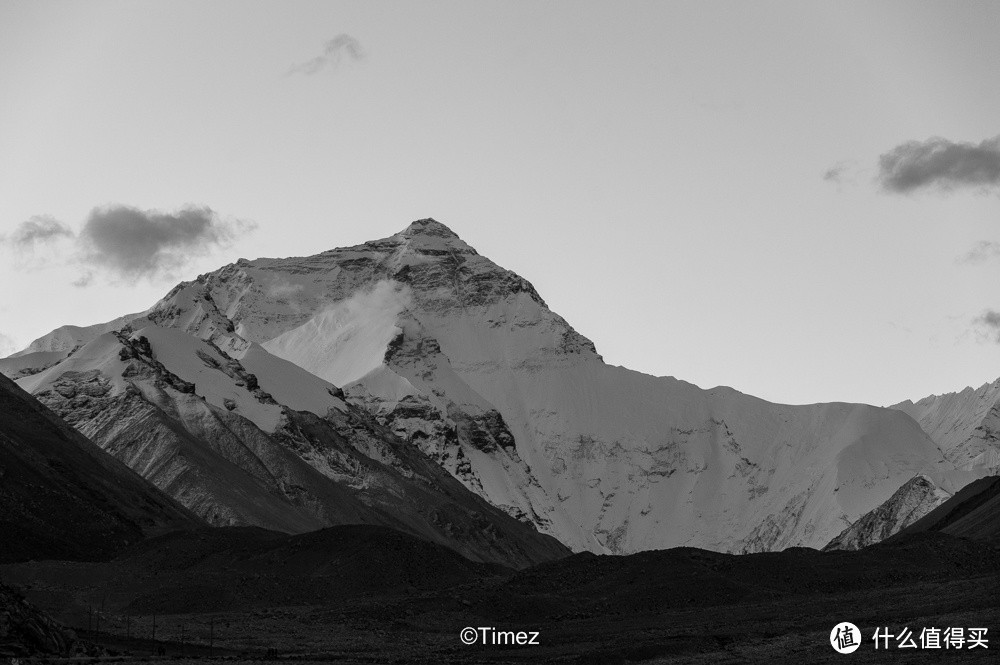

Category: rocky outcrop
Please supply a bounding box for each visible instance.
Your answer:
[892,475,1000,545]
[0,583,75,657]
[824,475,952,551]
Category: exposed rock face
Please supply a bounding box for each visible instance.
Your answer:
[3,218,973,555]
[823,475,952,551]
[0,583,75,657]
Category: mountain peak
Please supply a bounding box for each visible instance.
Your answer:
[399,218,460,240]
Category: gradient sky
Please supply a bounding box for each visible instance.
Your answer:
[2,0,1000,406]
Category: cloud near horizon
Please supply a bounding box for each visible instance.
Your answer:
[2,204,254,285]
[878,135,1000,194]
[287,34,365,76]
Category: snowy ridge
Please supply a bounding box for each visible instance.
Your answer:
[11,312,145,357]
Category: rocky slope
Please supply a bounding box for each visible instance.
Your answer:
[5,218,974,555]
[823,474,952,550]
[0,372,199,563]
[0,582,76,658]
[894,475,1000,545]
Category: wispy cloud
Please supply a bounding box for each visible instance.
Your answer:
[1,204,255,285]
[823,165,846,183]
[878,135,1000,194]
[287,34,365,76]
[957,240,1000,265]
[0,215,74,252]
[885,320,913,334]
[822,160,865,188]
[72,271,94,288]
[973,309,1000,343]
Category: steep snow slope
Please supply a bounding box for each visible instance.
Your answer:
[9,218,972,555]
[893,379,1000,473]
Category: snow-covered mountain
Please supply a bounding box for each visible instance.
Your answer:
[3,219,977,554]
[822,381,1000,550]
[892,379,1000,474]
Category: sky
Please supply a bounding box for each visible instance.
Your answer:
[2,0,1000,407]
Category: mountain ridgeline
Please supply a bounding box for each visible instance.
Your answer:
[3,219,996,556]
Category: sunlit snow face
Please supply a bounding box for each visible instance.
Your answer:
[262,280,413,387]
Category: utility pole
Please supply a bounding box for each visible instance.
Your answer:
[209,618,214,658]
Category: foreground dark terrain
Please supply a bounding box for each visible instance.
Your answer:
[2,525,997,663]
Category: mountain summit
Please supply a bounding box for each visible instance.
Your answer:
[399,217,463,239]
[4,219,981,554]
